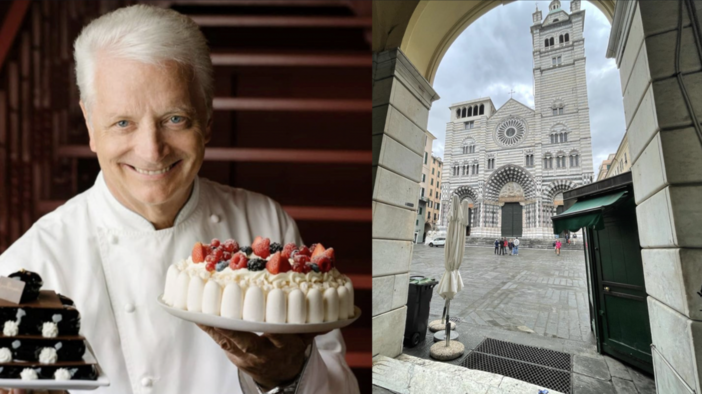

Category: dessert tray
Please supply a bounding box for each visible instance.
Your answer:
[157,295,361,334]
[0,344,110,390]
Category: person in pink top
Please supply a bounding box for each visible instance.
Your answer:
[555,239,562,255]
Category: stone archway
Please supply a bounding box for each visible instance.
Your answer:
[484,164,537,202]
[451,185,478,235]
[372,1,615,84]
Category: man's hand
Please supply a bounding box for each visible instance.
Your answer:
[197,324,316,391]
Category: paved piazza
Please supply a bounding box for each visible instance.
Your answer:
[412,244,593,343]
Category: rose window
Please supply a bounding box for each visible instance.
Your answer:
[495,118,526,147]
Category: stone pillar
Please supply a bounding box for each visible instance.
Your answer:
[608,1,702,392]
[372,49,439,357]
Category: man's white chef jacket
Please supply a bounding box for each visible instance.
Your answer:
[0,173,359,394]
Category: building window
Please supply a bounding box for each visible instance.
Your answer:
[545,38,549,47]
[559,34,564,43]
[487,158,495,169]
[429,190,432,197]
[479,104,485,115]
[544,155,553,169]
[416,220,418,226]
[552,108,558,115]
[438,171,441,178]
[570,153,580,167]
[525,154,534,167]
[422,174,425,182]
[565,33,570,42]
[419,207,423,215]
[430,178,434,186]
[434,213,437,220]
[424,152,428,164]
[432,168,435,175]
[559,107,564,114]
[465,121,474,130]
[552,56,562,66]
[437,203,440,211]
[624,153,628,164]
[421,188,424,197]
[550,37,554,46]
[437,182,440,189]
[428,212,431,220]
[553,18,559,22]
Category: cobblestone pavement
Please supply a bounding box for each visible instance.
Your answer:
[412,244,593,342]
[381,244,657,394]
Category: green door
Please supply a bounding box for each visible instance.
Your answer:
[501,203,522,237]
[592,199,653,373]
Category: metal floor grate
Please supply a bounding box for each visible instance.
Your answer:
[474,338,572,370]
[463,352,572,394]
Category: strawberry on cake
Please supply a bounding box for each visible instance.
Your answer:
[162,237,354,324]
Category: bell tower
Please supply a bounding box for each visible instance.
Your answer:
[530,0,595,184]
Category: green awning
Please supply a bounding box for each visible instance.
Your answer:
[552,191,628,233]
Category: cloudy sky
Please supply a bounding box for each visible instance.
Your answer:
[428,0,625,174]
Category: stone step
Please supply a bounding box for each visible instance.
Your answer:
[373,354,564,394]
[464,236,584,250]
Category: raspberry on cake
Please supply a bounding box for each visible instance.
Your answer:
[163,237,354,325]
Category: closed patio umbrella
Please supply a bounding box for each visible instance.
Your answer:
[436,195,470,345]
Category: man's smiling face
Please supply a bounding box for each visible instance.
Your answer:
[81,56,211,213]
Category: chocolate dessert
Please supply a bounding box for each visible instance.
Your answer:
[0,270,98,381]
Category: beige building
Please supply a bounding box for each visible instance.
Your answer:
[606,132,631,178]
[427,155,443,229]
[597,153,617,181]
[413,130,436,243]
[596,133,632,181]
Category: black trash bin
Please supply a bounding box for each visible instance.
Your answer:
[403,275,438,347]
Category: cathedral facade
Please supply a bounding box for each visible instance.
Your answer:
[440,0,594,239]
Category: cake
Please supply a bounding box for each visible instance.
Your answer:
[162,237,355,324]
[0,270,98,381]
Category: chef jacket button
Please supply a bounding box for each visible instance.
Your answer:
[110,235,118,244]
[210,214,221,223]
[141,377,153,387]
[124,303,135,313]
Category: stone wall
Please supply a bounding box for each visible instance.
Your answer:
[372,49,439,357]
[608,1,702,392]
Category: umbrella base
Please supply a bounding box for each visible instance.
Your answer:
[433,330,459,342]
[428,319,456,332]
[430,340,464,361]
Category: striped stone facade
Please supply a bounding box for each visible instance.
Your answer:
[440,0,594,239]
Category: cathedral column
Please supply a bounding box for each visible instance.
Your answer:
[609,1,702,392]
[372,48,439,358]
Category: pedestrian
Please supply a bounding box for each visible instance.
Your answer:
[556,239,562,255]
[494,239,500,254]
[503,238,509,255]
[513,237,520,255]
[508,240,513,254]
[499,238,504,255]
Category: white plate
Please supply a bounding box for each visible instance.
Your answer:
[157,295,361,334]
[0,344,110,390]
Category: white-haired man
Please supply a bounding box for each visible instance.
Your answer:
[0,5,359,394]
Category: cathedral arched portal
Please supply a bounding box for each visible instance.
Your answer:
[484,165,538,237]
[542,180,577,229]
[452,185,478,236]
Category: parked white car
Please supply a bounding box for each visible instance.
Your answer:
[428,237,446,247]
